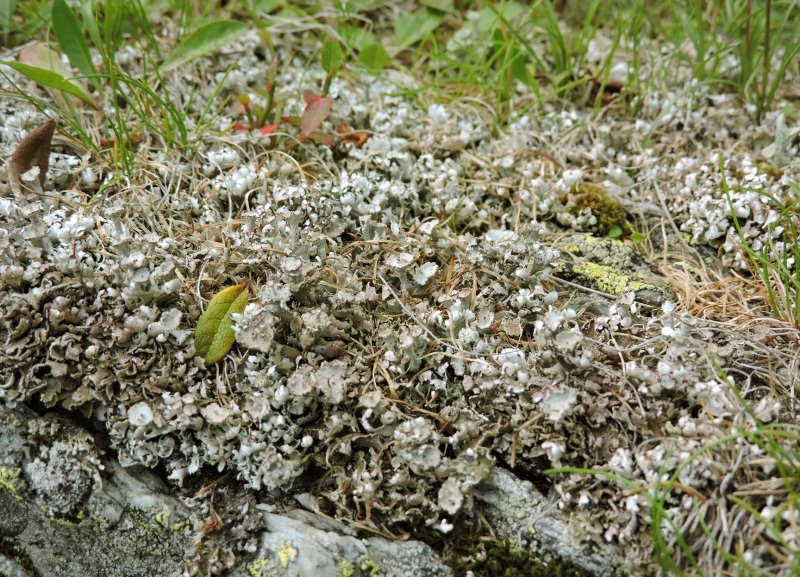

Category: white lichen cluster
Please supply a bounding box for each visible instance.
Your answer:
[2,22,799,577]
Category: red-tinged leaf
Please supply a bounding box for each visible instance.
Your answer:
[300,96,333,141]
[233,123,280,136]
[302,89,318,104]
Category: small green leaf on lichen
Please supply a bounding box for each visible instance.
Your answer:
[194,282,250,366]
[321,39,343,74]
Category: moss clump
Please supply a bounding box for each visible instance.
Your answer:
[567,183,629,236]
[449,538,587,577]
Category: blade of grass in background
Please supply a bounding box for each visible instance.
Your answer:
[0,0,15,46]
[52,0,101,92]
[160,19,247,73]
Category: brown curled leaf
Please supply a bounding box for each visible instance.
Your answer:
[7,119,56,196]
[337,123,370,148]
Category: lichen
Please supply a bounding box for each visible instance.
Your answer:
[449,538,585,577]
[246,558,270,577]
[337,558,355,577]
[277,542,297,569]
[358,556,382,577]
[0,467,22,497]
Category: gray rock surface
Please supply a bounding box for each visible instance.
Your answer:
[474,468,624,576]
[246,510,451,577]
[0,404,191,577]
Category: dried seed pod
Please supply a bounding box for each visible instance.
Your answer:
[7,119,56,196]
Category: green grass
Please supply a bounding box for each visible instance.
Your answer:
[4,0,797,164]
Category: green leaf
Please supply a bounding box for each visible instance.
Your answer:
[194,282,250,366]
[4,43,98,108]
[336,24,376,50]
[102,0,125,54]
[607,225,622,238]
[420,0,454,13]
[161,20,247,73]
[321,38,343,74]
[52,0,100,91]
[394,8,444,50]
[630,231,645,244]
[359,42,389,70]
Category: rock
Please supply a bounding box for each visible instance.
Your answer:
[242,510,451,577]
[474,467,624,576]
[0,404,191,577]
[552,233,676,307]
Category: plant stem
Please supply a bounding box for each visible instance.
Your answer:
[761,0,771,122]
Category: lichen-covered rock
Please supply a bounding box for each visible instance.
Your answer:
[243,511,451,577]
[474,468,623,576]
[0,404,191,577]
[552,233,676,306]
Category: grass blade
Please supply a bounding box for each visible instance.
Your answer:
[3,45,98,109]
[160,19,247,73]
[0,0,16,45]
[52,0,100,91]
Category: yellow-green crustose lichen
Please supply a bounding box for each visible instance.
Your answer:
[246,558,270,577]
[572,261,654,295]
[0,467,22,499]
[245,543,297,577]
[153,505,191,534]
[277,542,297,568]
[337,558,355,577]
[359,556,382,577]
[128,506,190,535]
[49,515,78,527]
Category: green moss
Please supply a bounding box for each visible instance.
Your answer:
[449,539,586,577]
[567,184,629,236]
